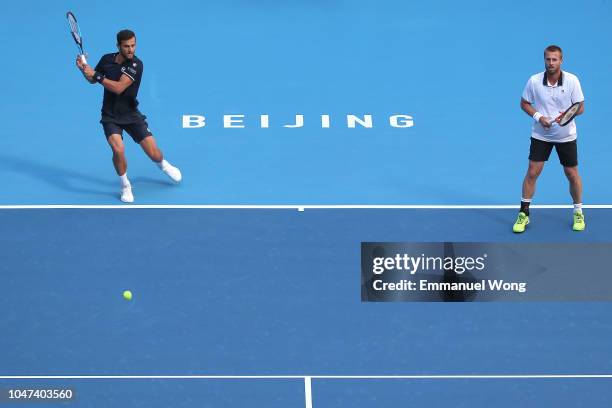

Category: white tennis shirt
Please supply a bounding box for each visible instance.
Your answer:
[521,71,584,142]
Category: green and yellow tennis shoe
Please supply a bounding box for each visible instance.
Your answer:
[512,212,529,233]
[572,212,585,231]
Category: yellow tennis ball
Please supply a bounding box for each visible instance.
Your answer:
[123,290,133,301]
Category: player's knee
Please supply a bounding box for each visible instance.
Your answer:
[526,168,541,180]
[564,167,580,182]
[111,143,125,156]
[528,161,545,178]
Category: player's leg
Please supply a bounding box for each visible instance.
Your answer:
[513,160,544,233]
[558,140,584,231]
[103,123,133,203]
[139,135,163,162]
[521,160,545,201]
[513,138,552,233]
[107,134,127,175]
[140,135,182,182]
[564,166,583,204]
[125,121,182,183]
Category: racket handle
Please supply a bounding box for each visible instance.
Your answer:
[80,54,87,65]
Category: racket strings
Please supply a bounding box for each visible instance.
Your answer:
[562,107,578,121]
[67,14,82,44]
[559,104,580,126]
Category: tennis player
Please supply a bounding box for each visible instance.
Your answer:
[513,45,585,233]
[75,29,181,203]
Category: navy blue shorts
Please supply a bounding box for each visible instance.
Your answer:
[102,118,152,144]
[529,137,578,167]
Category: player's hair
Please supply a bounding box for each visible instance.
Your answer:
[117,29,136,44]
[544,45,563,57]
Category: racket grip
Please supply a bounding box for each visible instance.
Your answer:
[80,54,88,65]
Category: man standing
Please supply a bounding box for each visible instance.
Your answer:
[76,29,181,203]
[513,45,585,233]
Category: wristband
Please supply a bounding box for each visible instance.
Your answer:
[93,71,105,84]
[532,112,543,122]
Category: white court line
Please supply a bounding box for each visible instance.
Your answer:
[304,377,313,408]
[0,205,611,210]
[2,375,612,379]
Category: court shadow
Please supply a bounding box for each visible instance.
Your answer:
[130,176,175,187]
[0,154,116,198]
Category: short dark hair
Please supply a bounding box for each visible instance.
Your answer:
[544,45,563,57]
[117,29,136,44]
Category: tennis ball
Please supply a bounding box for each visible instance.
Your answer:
[123,290,133,301]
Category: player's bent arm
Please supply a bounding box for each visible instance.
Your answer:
[521,98,552,127]
[85,72,97,84]
[78,64,97,84]
[84,73,97,84]
[100,74,133,95]
[81,68,96,84]
[576,101,585,116]
[520,98,536,116]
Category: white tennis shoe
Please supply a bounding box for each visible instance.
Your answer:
[161,162,182,183]
[120,184,134,203]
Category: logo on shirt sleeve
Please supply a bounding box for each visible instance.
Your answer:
[121,66,137,76]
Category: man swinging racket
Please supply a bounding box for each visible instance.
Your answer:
[75,29,182,202]
[513,45,585,233]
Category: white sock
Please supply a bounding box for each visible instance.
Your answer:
[157,159,169,169]
[119,173,130,188]
[573,203,583,214]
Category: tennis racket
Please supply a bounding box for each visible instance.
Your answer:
[558,101,581,127]
[66,11,87,64]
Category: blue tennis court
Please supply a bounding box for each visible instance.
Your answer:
[1,0,611,406]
